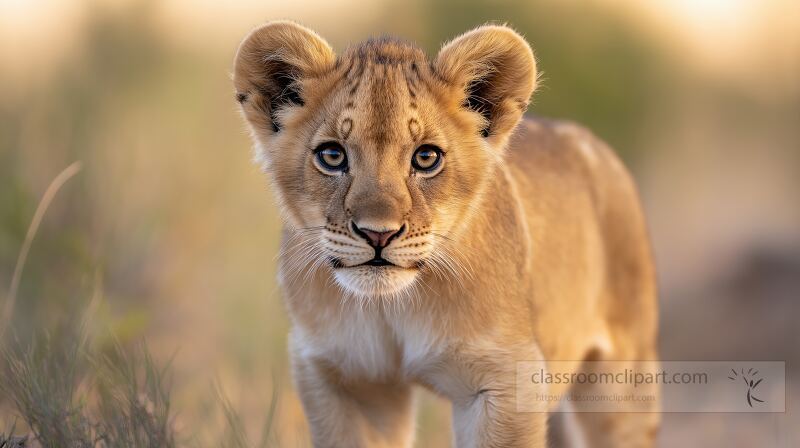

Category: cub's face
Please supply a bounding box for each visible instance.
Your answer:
[234,22,536,299]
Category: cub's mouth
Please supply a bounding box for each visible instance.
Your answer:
[328,256,421,298]
[329,257,398,268]
[361,257,394,267]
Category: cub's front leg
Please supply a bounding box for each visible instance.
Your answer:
[451,379,547,448]
[291,351,415,448]
[435,344,549,448]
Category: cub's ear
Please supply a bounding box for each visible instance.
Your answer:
[233,21,335,133]
[435,25,537,143]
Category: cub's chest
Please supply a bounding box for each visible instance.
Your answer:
[295,310,445,380]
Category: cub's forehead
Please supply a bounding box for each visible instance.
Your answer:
[343,36,427,64]
[313,38,442,147]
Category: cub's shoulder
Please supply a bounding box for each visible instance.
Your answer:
[508,116,627,179]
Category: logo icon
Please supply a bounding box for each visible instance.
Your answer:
[728,368,764,407]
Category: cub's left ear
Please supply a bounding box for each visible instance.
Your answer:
[435,25,537,143]
[233,21,336,135]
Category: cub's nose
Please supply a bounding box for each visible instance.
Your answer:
[351,222,404,248]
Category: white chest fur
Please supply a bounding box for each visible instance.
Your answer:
[292,306,446,381]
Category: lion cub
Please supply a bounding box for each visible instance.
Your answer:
[234,21,659,448]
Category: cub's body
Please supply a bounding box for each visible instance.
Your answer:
[235,21,658,448]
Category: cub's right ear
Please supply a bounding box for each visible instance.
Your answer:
[435,25,536,146]
[233,21,335,134]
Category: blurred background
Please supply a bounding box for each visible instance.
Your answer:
[1,0,797,446]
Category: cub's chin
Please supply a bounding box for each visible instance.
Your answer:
[332,265,419,299]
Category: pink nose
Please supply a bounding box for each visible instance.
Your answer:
[352,223,404,248]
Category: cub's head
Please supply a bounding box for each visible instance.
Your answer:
[234,22,536,299]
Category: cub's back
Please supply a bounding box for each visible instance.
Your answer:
[507,116,658,358]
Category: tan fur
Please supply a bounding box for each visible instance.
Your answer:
[234,21,659,447]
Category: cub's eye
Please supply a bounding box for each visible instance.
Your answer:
[314,142,348,173]
[411,145,443,174]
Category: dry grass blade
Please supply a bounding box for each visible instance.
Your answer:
[214,379,280,448]
[1,162,83,340]
[215,382,250,448]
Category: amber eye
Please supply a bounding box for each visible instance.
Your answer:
[411,145,443,173]
[314,142,348,173]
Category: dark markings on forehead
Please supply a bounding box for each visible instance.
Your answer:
[368,62,400,145]
[402,63,419,109]
[338,38,431,94]
[333,38,432,145]
[347,58,367,97]
[408,118,421,141]
[341,56,358,84]
[340,117,353,140]
[351,36,426,63]
[328,57,355,93]
[404,65,417,99]
[409,61,437,97]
